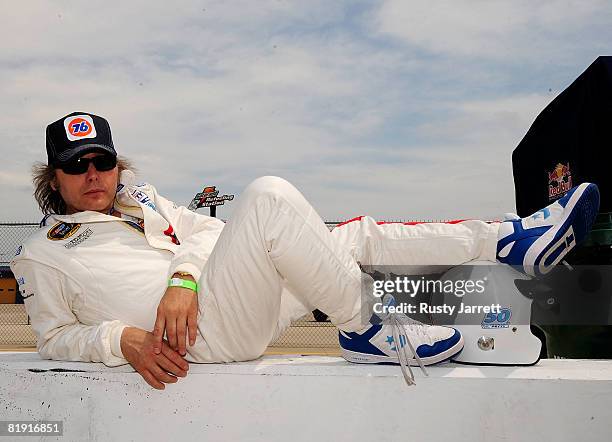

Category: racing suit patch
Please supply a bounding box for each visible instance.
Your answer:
[47,222,81,241]
[16,276,34,300]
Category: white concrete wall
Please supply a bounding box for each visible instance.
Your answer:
[1,353,612,442]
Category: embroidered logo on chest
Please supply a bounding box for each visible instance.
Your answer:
[47,222,81,241]
[64,228,94,249]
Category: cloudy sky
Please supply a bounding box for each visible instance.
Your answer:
[1,0,610,222]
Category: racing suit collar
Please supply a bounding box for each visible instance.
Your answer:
[50,211,122,224]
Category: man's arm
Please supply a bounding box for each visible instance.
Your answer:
[11,259,129,366]
[156,193,225,282]
[151,191,225,354]
[153,272,198,355]
[12,259,189,389]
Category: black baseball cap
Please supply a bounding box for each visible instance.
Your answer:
[46,112,117,165]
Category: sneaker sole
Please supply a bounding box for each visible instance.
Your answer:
[524,183,599,276]
[341,334,464,366]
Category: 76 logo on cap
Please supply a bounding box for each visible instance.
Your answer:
[64,114,97,141]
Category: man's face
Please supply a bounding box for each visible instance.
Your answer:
[53,152,119,215]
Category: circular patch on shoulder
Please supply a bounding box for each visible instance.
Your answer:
[47,222,82,241]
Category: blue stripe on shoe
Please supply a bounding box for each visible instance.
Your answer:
[543,239,570,266]
[534,183,600,268]
[556,184,580,208]
[339,324,387,357]
[562,184,598,244]
[497,183,600,275]
[497,225,548,271]
[415,329,461,358]
[496,223,549,253]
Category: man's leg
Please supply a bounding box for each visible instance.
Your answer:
[188,176,496,363]
[190,176,362,362]
[329,181,600,277]
[329,218,499,372]
[331,216,499,270]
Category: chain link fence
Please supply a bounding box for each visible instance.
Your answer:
[267,313,340,353]
[0,223,39,265]
[0,305,36,346]
[1,223,39,347]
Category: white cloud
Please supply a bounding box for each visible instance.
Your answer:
[375,0,612,59]
[417,93,554,147]
[0,1,608,224]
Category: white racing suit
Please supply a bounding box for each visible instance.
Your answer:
[10,174,499,366]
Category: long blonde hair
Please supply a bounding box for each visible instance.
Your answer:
[32,156,135,215]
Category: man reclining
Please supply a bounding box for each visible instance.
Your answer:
[11,112,600,388]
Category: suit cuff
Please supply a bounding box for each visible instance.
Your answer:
[169,263,202,284]
[110,324,128,358]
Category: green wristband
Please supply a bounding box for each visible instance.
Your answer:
[168,277,198,293]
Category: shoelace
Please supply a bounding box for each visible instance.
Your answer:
[379,294,429,386]
[389,312,429,386]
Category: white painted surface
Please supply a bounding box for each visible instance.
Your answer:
[1,353,611,442]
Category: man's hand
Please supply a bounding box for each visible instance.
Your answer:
[153,273,198,356]
[120,327,189,390]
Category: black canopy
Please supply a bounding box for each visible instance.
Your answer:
[513,56,612,216]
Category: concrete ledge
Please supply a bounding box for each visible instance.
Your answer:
[1,352,612,441]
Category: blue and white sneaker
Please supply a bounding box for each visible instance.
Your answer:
[339,313,463,384]
[497,182,600,276]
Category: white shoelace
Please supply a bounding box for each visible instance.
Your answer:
[388,312,429,386]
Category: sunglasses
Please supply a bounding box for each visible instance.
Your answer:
[58,154,117,175]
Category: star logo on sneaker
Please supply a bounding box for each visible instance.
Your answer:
[531,207,550,220]
[386,335,407,351]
